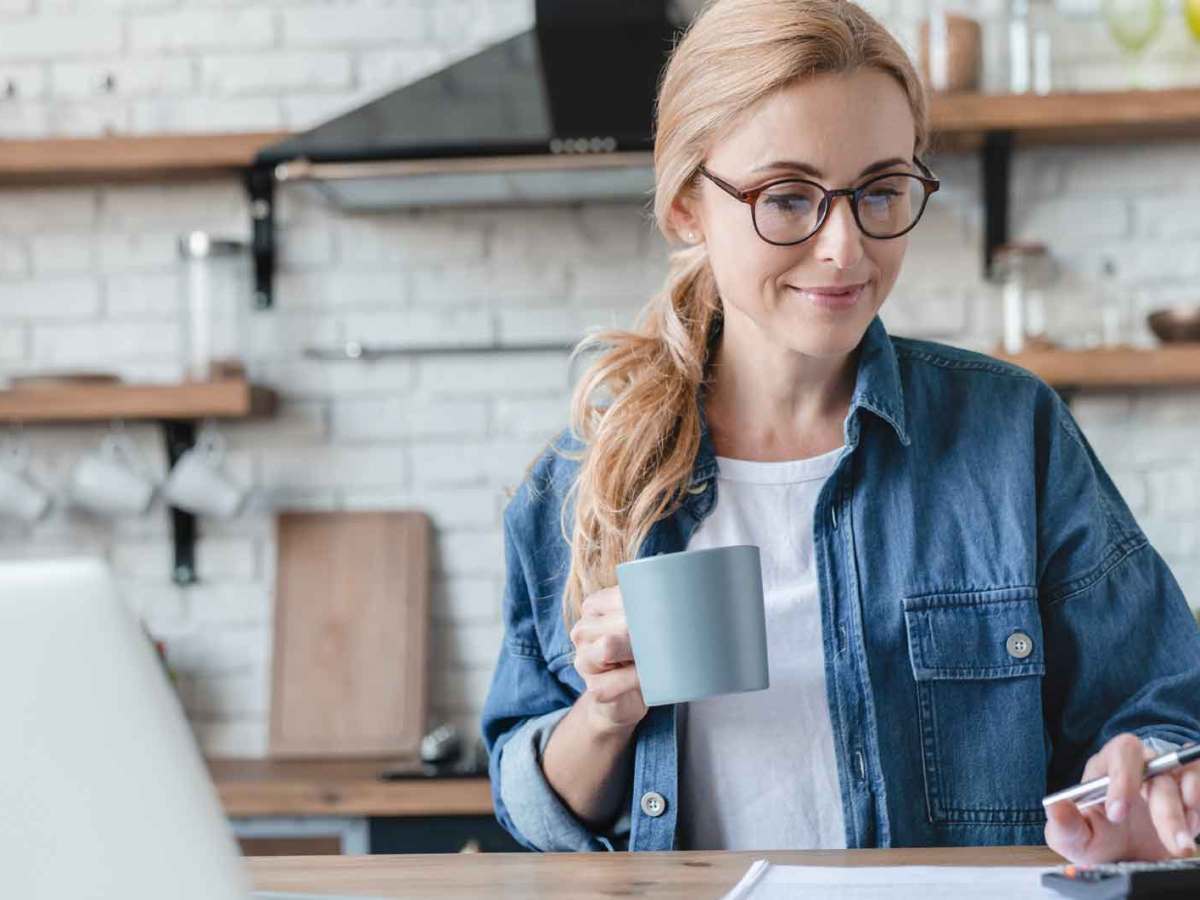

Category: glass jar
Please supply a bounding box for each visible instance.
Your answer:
[1008,0,1033,93]
[1030,0,1057,95]
[991,242,1058,354]
[178,232,250,382]
[1091,255,1147,349]
[998,0,1056,94]
[977,1,1020,93]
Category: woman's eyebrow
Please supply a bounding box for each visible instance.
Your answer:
[750,157,912,179]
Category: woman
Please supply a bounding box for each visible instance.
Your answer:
[481,0,1200,861]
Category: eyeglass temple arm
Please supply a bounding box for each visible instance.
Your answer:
[697,165,752,202]
[914,154,940,188]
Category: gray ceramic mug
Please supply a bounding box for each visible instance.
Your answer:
[615,544,769,707]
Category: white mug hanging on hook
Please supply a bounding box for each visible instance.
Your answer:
[179,231,251,383]
[162,424,247,519]
[68,426,158,517]
[0,434,52,524]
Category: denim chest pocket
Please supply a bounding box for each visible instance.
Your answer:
[903,587,1048,826]
[526,600,576,680]
[506,635,582,693]
[545,643,575,676]
[543,635,586,695]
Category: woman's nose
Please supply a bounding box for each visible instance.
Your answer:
[812,194,865,268]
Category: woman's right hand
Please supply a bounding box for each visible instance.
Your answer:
[569,585,648,735]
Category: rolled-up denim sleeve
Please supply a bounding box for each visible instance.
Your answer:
[480,501,632,852]
[1037,388,1200,788]
[1142,735,1184,755]
[498,707,632,851]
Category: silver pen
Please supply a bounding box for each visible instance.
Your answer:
[1042,742,1200,811]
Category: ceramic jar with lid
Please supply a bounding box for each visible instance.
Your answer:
[919,1,983,93]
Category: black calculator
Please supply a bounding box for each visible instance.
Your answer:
[1041,857,1200,899]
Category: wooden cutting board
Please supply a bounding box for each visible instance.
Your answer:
[269,511,430,760]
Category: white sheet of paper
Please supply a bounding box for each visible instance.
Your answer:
[722,861,1062,900]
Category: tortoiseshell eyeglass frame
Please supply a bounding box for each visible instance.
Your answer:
[695,156,941,246]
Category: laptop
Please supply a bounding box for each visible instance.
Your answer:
[0,557,250,899]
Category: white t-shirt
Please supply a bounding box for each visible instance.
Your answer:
[677,445,849,851]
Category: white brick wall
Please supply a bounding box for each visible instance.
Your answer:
[1,0,1199,757]
[52,58,192,100]
[130,10,276,53]
[0,16,123,63]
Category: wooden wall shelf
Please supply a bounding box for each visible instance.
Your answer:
[995,344,1200,390]
[1,88,1199,184]
[930,86,1200,151]
[0,131,287,185]
[0,378,276,423]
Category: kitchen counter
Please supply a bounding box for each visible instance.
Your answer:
[246,845,1066,898]
[208,758,492,818]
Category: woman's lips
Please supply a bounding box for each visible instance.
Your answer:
[791,283,866,310]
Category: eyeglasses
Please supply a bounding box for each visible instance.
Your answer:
[696,157,940,246]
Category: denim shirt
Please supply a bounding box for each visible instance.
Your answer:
[480,315,1200,852]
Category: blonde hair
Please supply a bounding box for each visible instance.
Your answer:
[541,0,930,625]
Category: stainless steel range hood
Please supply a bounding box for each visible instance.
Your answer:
[246,0,690,305]
[271,148,657,210]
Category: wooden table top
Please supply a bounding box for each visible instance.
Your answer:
[208,758,492,818]
[247,845,1066,898]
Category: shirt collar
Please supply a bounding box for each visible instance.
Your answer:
[689,314,910,487]
[846,313,911,450]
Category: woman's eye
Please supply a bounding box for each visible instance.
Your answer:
[763,193,813,212]
[863,189,901,206]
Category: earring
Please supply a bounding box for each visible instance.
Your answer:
[686,231,697,242]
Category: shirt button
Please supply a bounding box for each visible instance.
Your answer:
[640,791,667,817]
[1006,631,1034,660]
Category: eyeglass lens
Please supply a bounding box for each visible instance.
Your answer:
[753,174,927,243]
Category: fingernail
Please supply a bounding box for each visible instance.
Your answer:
[1106,799,1125,823]
[1177,831,1195,853]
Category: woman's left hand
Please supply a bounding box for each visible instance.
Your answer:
[1045,733,1200,863]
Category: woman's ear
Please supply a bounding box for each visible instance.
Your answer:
[667,190,704,245]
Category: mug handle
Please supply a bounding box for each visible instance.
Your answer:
[195,423,227,462]
[2,436,31,472]
[101,430,154,482]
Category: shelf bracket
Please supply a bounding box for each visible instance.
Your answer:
[245,164,276,310]
[161,419,199,586]
[982,129,1014,282]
